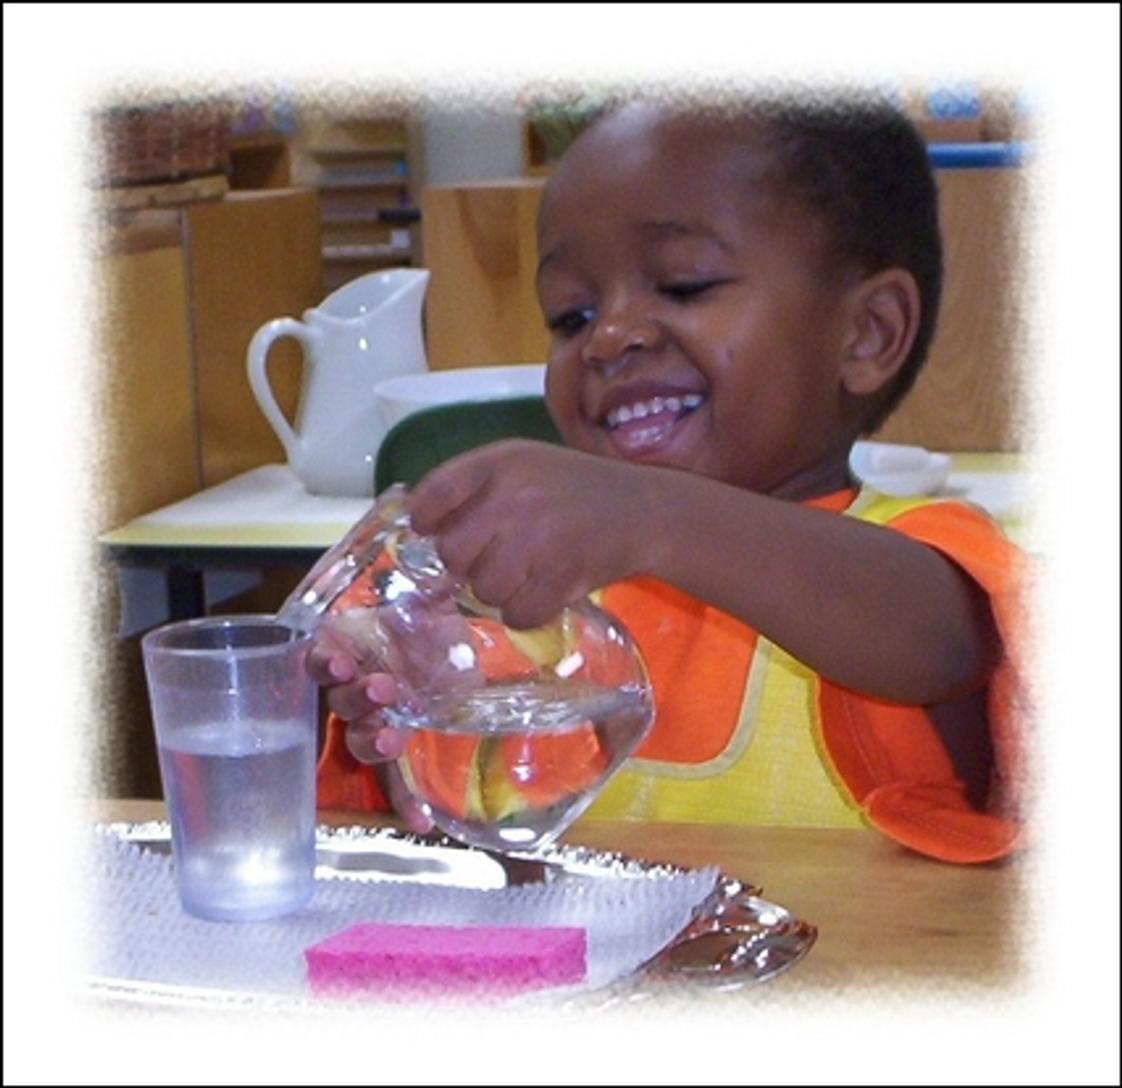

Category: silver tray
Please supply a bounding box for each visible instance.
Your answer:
[90,820,817,1004]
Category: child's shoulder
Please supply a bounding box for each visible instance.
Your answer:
[848,488,1028,612]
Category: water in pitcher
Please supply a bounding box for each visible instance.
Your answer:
[158,719,316,921]
[386,679,651,853]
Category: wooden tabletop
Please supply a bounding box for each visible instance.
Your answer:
[95,799,1026,995]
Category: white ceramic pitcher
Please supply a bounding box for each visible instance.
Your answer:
[247,268,430,497]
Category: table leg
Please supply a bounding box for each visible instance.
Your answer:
[166,564,206,620]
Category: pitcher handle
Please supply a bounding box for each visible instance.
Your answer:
[246,317,314,462]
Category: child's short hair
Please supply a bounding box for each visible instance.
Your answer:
[748,95,943,433]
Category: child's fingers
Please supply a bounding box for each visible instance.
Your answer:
[326,673,398,720]
[344,718,406,763]
[407,446,499,534]
[306,645,358,685]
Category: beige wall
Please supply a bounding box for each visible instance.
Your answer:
[421,179,549,371]
[417,108,525,187]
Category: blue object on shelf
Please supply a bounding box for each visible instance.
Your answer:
[928,142,1029,169]
[927,83,982,120]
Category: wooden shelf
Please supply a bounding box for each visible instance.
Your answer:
[321,212,384,224]
[523,120,553,176]
[303,117,408,150]
[230,133,290,151]
[323,243,412,262]
[316,176,409,190]
[308,144,407,160]
[295,114,418,294]
[320,207,420,225]
[228,134,291,190]
[98,173,230,212]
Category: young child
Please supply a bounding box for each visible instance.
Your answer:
[310,96,1031,864]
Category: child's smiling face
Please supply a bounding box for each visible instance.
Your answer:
[537,107,865,500]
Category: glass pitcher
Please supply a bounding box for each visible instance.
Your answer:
[279,486,655,853]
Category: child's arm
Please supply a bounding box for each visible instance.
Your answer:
[408,440,1000,707]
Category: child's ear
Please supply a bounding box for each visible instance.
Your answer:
[839,269,921,396]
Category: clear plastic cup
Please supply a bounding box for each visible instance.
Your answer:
[141,615,318,921]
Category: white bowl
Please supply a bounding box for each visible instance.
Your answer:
[849,441,952,496]
[374,364,547,431]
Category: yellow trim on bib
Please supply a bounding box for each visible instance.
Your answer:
[582,487,940,827]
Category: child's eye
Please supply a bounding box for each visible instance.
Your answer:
[546,308,594,336]
[660,280,719,301]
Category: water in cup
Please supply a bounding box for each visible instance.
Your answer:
[387,679,651,853]
[158,717,316,922]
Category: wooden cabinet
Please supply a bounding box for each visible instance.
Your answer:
[95,188,324,797]
[876,167,1028,451]
[98,219,199,526]
[420,178,548,370]
[98,188,324,508]
[228,134,292,190]
[522,121,553,177]
[294,117,420,295]
[185,191,325,485]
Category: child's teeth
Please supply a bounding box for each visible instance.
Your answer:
[607,393,704,428]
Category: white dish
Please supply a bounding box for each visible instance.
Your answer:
[374,364,547,430]
[849,441,952,497]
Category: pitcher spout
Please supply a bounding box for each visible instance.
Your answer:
[310,267,431,324]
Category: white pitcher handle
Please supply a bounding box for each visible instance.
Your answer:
[246,317,313,460]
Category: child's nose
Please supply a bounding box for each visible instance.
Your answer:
[580,313,662,371]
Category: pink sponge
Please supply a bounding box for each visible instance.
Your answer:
[305,922,587,996]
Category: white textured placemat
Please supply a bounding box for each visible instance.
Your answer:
[85,831,718,1003]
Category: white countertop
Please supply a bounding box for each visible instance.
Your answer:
[100,465,376,549]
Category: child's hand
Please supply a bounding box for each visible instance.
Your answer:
[307,644,399,758]
[306,638,434,834]
[408,440,659,629]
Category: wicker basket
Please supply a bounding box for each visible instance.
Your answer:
[96,100,233,187]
